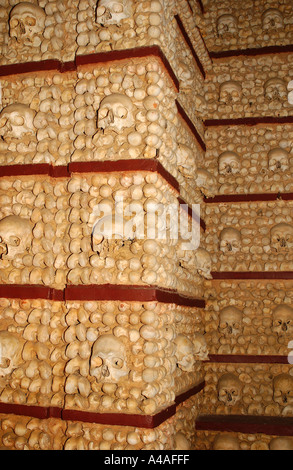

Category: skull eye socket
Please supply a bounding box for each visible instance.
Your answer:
[25,16,36,26]
[10,18,19,29]
[116,106,127,118]
[99,108,109,119]
[96,6,106,17]
[0,357,10,369]
[8,236,20,247]
[111,357,124,369]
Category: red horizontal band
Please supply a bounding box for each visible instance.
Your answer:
[208,355,289,364]
[210,44,293,59]
[0,382,205,427]
[0,284,205,308]
[0,46,179,92]
[205,116,293,127]
[205,193,287,204]
[211,272,293,280]
[196,414,293,436]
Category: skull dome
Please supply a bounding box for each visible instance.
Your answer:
[194,248,212,279]
[273,374,293,406]
[264,78,287,102]
[272,304,293,336]
[268,148,290,172]
[0,104,36,141]
[0,331,23,377]
[219,81,242,104]
[219,306,243,336]
[270,437,293,450]
[90,335,129,383]
[193,333,209,361]
[174,334,195,372]
[212,433,240,450]
[217,373,242,406]
[218,151,241,175]
[196,168,217,197]
[219,227,241,253]
[98,93,135,133]
[262,8,284,31]
[96,0,131,25]
[9,2,46,42]
[174,432,191,450]
[217,14,238,37]
[270,223,293,252]
[0,215,33,261]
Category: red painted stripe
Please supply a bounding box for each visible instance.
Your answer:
[211,272,293,280]
[210,44,293,59]
[208,355,289,364]
[176,101,206,152]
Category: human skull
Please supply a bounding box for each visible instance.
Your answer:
[174,334,195,372]
[90,335,129,383]
[273,374,293,406]
[219,306,243,336]
[0,104,36,142]
[92,214,134,257]
[264,78,287,102]
[220,227,241,253]
[0,215,33,261]
[98,94,135,133]
[174,432,191,450]
[217,373,242,406]
[272,305,293,336]
[218,151,241,175]
[217,14,238,37]
[270,437,293,450]
[0,332,23,377]
[219,81,242,104]
[288,81,293,105]
[9,2,46,43]
[212,434,240,450]
[96,0,131,25]
[193,333,209,361]
[268,148,290,172]
[196,168,217,198]
[177,143,195,179]
[194,248,212,279]
[270,223,293,252]
[262,8,284,31]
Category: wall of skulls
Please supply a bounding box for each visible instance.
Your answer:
[0,394,202,449]
[203,362,293,417]
[0,172,206,297]
[204,54,293,121]
[202,200,293,273]
[194,431,293,451]
[204,124,293,195]
[198,0,293,53]
[0,298,205,415]
[204,279,293,356]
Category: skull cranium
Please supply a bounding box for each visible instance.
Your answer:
[193,333,209,361]
[217,373,242,406]
[270,437,293,450]
[174,334,195,372]
[196,168,217,198]
[194,248,212,279]
[92,214,134,257]
[219,81,242,104]
[273,374,293,406]
[0,332,23,377]
[218,151,241,175]
[220,227,241,253]
[90,335,129,383]
[98,94,135,133]
[262,8,284,31]
[270,223,293,252]
[272,305,293,336]
[0,104,36,142]
[9,2,46,43]
[96,0,131,25]
[268,148,290,172]
[0,215,33,261]
[217,14,238,37]
[212,433,240,450]
[264,78,287,102]
[219,306,243,336]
